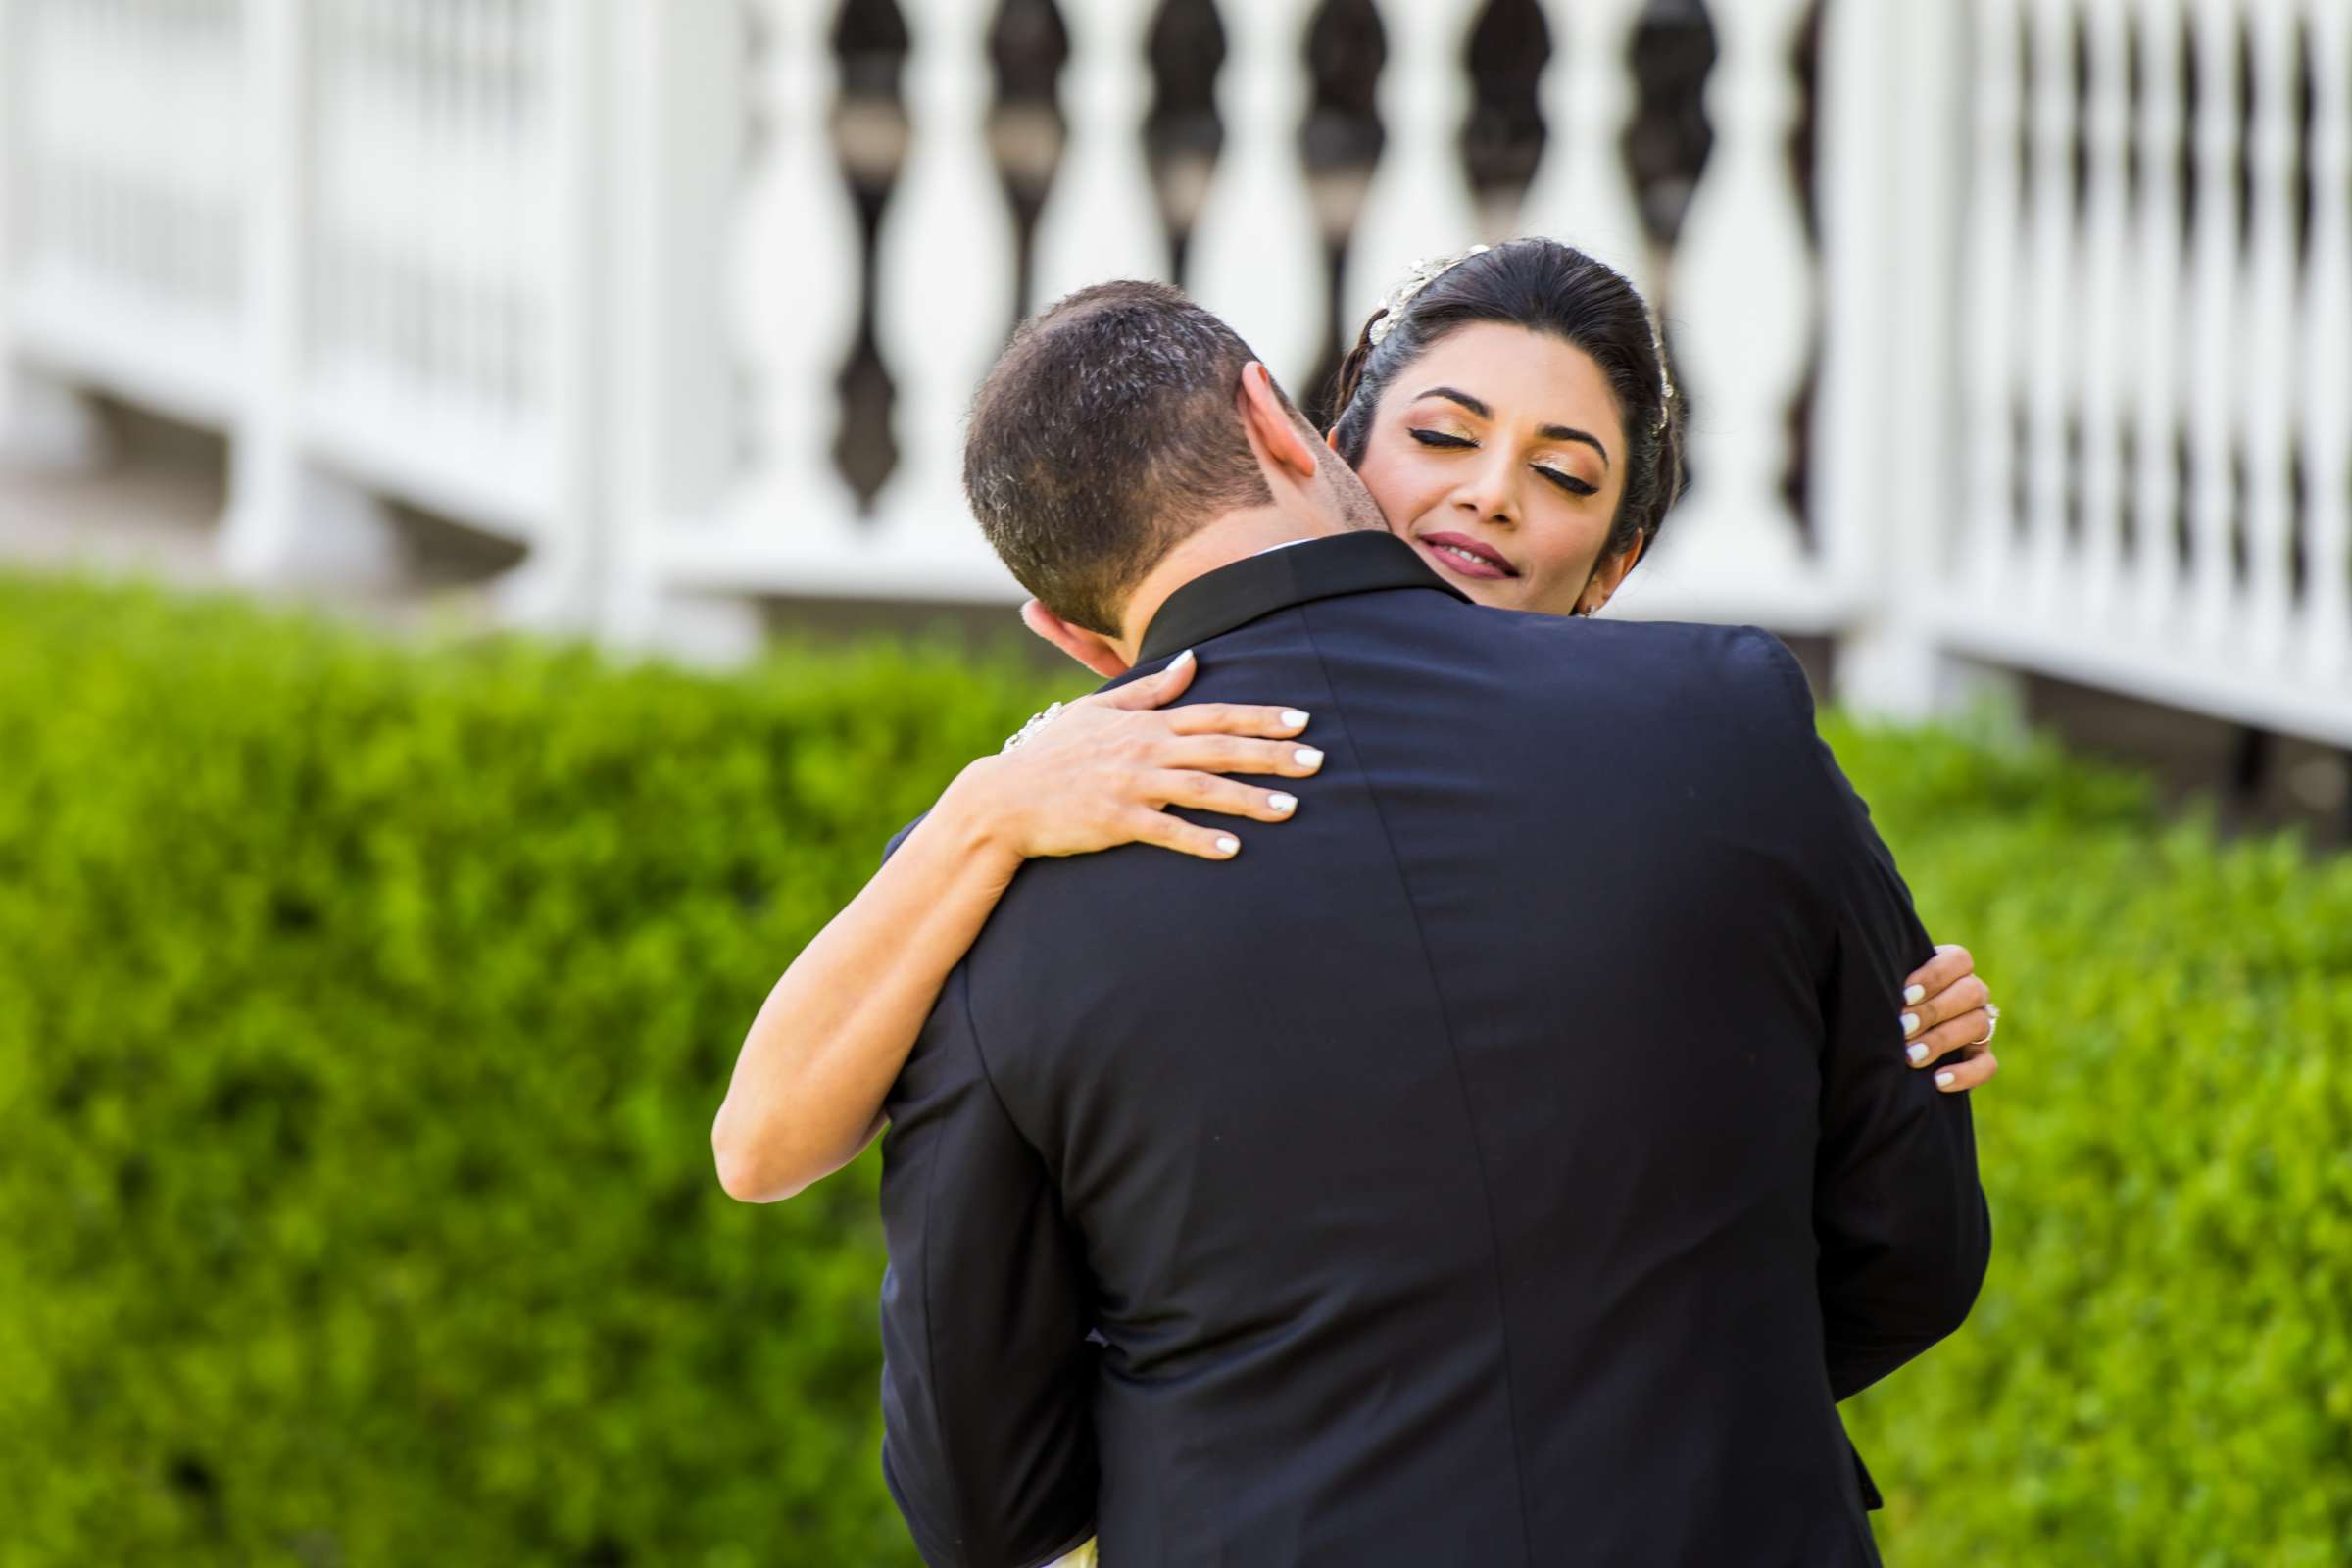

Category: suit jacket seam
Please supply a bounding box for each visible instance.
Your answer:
[957,959,1114,1560]
[910,985,976,1566]
[1296,604,1540,1568]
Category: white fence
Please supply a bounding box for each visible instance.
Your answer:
[1,0,2346,746]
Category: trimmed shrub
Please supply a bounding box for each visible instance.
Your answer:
[0,574,2344,1564]
[0,575,1053,1566]
[1821,714,2352,1566]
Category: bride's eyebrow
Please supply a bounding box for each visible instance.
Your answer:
[1412,386,1492,420]
[1538,423,1610,468]
[1413,386,1611,469]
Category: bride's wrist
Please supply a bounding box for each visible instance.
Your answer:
[936,756,1032,878]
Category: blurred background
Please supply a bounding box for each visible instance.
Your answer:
[0,0,2347,1563]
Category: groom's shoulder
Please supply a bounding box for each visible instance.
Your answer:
[1469,608,1816,710]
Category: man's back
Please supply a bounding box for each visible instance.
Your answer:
[880,536,1987,1567]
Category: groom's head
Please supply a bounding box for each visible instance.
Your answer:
[964,281,1387,643]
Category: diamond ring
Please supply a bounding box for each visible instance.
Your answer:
[1971,1003,2001,1047]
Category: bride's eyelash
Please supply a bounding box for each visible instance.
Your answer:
[1409,428,1597,498]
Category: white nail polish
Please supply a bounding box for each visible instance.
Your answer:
[1295,747,1324,769]
[1282,710,1310,729]
[1906,1044,1929,1065]
[1899,1012,1919,1037]
[1214,835,1239,856]
[1903,984,1926,1005]
[1171,648,1196,670]
[1268,793,1297,814]
[1935,1070,1956,1089]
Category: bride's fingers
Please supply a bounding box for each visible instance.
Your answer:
[1904,1008,1992,1070]
[1149,770,1302,824]
[1929,1045,1999,1094]
[1119,806,1246,861]
[1901,942,1975,1007]
[1899,972,1988,1046]
[1162,702,1313,739]
[1097,647,1199,709]
[1164,734,1326,778]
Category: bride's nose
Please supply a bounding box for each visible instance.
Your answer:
[1453,448,1522,529]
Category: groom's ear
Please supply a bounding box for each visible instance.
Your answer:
[1237,362,1321,485]
[1020,598,1132,679]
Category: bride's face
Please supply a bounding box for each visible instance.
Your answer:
[1348,321,1632,618]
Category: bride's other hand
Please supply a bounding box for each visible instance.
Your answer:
[949,646,1323,863]
[1899,943,2000,1093]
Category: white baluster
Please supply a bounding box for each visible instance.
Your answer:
[1818,0,1974,713]
[1654,0,1811,585]
[1188,0,1324,390]
[1029,0,1169,305]
[509,0,556,419]
[223,0,403,589]
[1960,0,2024,597]
[448,0,491,407]
[722,0,861,548]
[1519,0,1652,290]
[597,0,759,661]
[0,0,113,471]
[2181,0,2244,649]
[871,0,1018,563]
[2237,0,2301,669]
[491,0,603,629]
[2018,0,2079,620]
[419,0,459,401]
[2072,0,2132,626]
[2298,0,2351,686]
[492,0,533,418]
[347,1,393,383]
[1341,0,1485,332]
[2127,0,2186,637]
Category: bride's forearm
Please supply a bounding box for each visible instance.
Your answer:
[713,760,1025,1203]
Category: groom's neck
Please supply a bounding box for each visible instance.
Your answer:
[1108,505,1346,663]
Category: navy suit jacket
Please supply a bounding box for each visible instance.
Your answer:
[878,531,1989,1567]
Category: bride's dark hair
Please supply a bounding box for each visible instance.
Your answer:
[1327,238,1685,570]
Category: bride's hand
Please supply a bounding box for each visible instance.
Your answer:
[1899,944,2000,1093]
[954,648,1324,862]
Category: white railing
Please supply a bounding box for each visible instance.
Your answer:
[2,0,2347,745]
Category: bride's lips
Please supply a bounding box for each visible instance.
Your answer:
[1416,531,1520,581]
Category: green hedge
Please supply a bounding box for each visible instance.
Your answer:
[0,574,2345,1565]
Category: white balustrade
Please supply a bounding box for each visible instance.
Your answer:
[2,0,2345,741]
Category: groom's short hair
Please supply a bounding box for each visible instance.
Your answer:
[964,281,1297,637]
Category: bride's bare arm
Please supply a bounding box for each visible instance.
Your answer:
[711,651,1325,1203]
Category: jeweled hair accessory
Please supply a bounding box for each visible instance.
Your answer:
[1648,310,1675,431]
[1365,244,1492,348]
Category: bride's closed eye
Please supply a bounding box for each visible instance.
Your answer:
[1405,427,1598,497]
